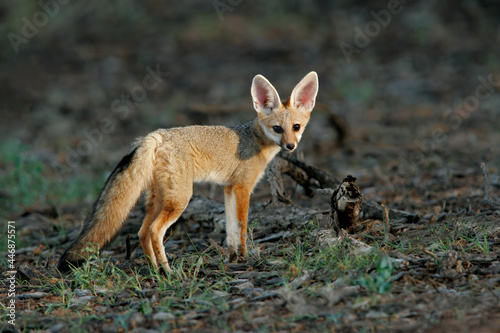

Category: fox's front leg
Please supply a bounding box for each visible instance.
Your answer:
[233,185,250,259]
[224,185,238,261]
[224,185,250,261]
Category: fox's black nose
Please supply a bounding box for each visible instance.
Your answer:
[284,143,295,151]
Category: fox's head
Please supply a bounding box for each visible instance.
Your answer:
[251,71,319,152]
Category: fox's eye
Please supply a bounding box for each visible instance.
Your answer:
[293,124,301,132]
[272,126,283,134]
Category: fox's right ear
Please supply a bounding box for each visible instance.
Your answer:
[251,75,281,116]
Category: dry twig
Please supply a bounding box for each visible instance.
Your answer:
[481,162,493,201]
[265,158,292,204]
[381,203,393,242]
[276,154,420,224]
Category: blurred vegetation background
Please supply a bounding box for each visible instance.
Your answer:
[1,0,499,217]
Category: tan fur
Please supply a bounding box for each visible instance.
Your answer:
[58,72,319,273]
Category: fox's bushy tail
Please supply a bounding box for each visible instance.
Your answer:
[57,133,162,272]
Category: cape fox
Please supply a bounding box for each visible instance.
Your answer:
[58,71,319,273]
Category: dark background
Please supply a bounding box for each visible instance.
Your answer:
[1,0,499,215]
[1,2,500,332]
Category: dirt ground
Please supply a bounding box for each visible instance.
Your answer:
[1,1,500,332]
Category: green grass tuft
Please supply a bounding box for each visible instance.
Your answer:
[354,256,395,294]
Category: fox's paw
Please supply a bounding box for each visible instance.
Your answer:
[228,245,239,262]
[228,244,247,263]
[238,243,247,258]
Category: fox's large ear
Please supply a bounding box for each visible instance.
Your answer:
[251,74,281,116]
[290,71,319,112]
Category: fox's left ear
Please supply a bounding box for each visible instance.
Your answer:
[290,71,319,112]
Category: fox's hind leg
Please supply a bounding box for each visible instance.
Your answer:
[147,149,193,273]
[150,197,190,273]
[138,191,162,267]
